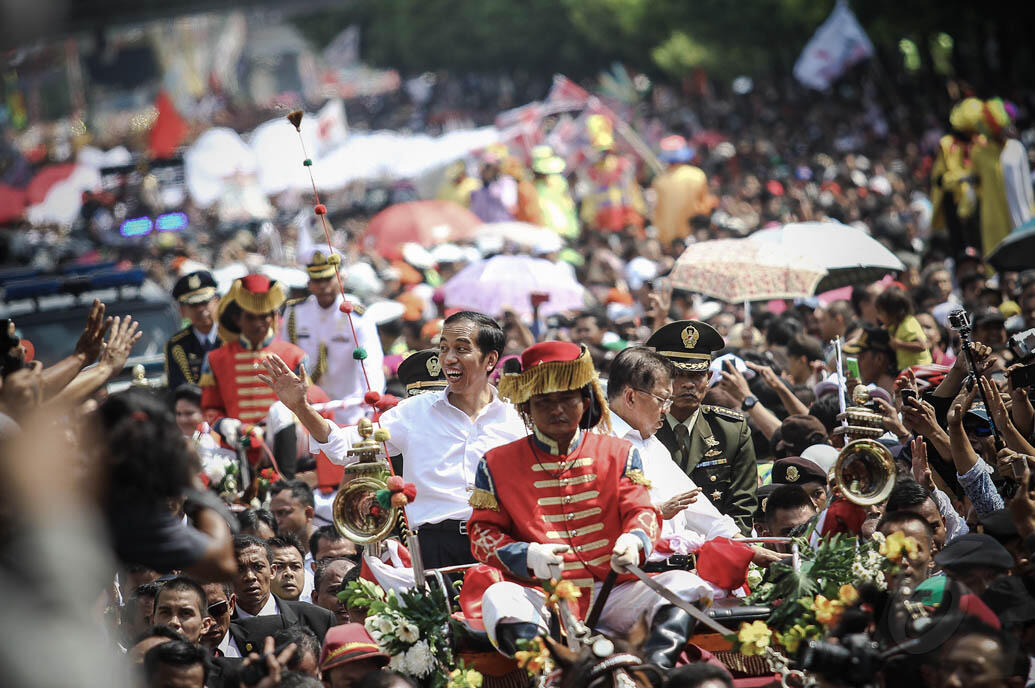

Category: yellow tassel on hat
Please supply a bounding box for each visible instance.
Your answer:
[498,350,598,405]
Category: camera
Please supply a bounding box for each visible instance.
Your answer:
[800,634,883,687]
[947,308,971,332]
[1010,328,1035,362]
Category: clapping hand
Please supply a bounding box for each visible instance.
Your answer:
[98,315,142,374]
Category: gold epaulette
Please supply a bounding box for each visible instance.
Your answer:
[199,372,216,387]
[469,488,499,511]
[703,404,745,421]
[625,469,652,488]
[168,328,191,343]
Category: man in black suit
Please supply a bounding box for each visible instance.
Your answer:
[165,270,221,389]
[228,535,336,655]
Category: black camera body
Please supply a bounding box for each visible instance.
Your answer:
[800,634,883,687]
[947,308,971,333]
[1010,327,1035,362]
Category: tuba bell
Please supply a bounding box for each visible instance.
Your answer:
[331,418,399,544]
[831,386,896,506]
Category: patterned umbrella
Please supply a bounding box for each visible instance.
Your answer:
[669,238,827,303]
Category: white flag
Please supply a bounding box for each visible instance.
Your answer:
[793,1,874,91]
[314,99,348,156]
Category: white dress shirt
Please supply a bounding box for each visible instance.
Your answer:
[216,630,242,658]
[280,294,386,425]
[235,594,279,619]
[609,413,739,541]
[193,327,218,350]
[310,387,526,526]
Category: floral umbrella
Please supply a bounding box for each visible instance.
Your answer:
[669,238,827,303]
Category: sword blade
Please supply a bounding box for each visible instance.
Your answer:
[620,564,734,637]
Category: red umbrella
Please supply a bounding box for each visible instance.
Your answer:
[364,200,482,260]
[0,184,27,224]
[26,163,77,205]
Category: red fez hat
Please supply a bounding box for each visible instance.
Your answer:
[320,624,389,672]
[518,341,582,370]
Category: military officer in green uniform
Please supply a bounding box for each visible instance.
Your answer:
[646,320,757,534]
[165,270,221,389]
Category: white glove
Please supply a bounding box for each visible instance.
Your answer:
[527,543,570,580]
[611,533,644,572]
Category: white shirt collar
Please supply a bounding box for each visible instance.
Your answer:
[235,593,279,619]
[193,327,215,347]
[436,385,505,417]
[608,411,641,442]
[216,630,242,658]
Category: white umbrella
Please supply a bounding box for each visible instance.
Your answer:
[441,254,586,319]
[749,221,905,291]
[476,222,564,254]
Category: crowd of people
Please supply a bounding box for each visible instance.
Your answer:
[2,66,1035,688]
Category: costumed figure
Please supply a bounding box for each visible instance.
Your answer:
[578,115,646,232]
[531,146,579,239]
[930,98,983,255]
[971,98,1034,257]
[200,274,307,474]
[651,135,717,246]
[468,341,716,670]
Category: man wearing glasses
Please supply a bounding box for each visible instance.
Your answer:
[647,321,758,534]
[200,582,239,658]
[605,346,741,541]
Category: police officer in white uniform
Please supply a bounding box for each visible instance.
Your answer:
[281,250,386,425]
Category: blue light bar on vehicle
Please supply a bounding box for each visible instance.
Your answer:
[120,216,154,237]
[88,269,146,290]
[2,269,146,302]
[155,212,188,232]
[3,279,62,301]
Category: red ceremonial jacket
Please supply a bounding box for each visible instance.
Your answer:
[200,333,306,425]
[468,428,660,610]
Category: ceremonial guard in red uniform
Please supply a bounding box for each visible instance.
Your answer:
[200,274,307,425]
[468,342,715,669]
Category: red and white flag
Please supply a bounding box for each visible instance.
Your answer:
[545,74,590,112]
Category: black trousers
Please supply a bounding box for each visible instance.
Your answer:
[417,521,476,570]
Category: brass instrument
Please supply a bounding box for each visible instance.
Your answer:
[832,386,896,506]
[331,418,398,544]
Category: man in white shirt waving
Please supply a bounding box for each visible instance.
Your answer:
[605,347,741,542]
[259,311,526,569]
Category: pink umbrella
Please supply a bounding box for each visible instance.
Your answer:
[26,163,77,205]
[364,200,482,260]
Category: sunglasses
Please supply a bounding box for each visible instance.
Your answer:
[207,600,230,617]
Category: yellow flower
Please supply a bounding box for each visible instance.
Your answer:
[778,624,819,654]
[838,584,860,605]
[465,669,483,687]
[514,637,552,675]
[813,595,844,626]
[547,580,583,605]
[738,620,772,656]
[880,530,921,563]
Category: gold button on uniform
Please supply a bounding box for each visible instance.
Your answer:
[710,475,717,482]
[712,490,722,501]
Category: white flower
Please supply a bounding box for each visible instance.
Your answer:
[388,653,408,673]
[745,567,763,589]
[376,615,397,636]
[396,620,420,644]
[871,531,886,545]
[404,640,435,677]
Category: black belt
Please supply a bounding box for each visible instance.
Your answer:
[641,554,696,573]
[418,519,468,535]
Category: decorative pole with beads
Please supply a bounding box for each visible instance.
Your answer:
[286,110,426,587]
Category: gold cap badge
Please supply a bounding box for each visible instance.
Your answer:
[426,355,441,376]
[681,325,699,349]
[786,466,799,482]
[188,275,200,290]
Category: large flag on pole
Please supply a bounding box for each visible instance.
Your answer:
[793,0,874,91]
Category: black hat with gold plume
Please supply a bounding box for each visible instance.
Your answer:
[217,273,287,342]
[645,320,724,372]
